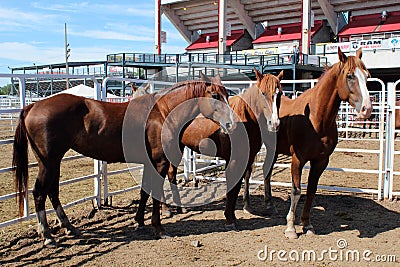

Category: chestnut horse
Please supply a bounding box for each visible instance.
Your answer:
[130,83,150,99]
[160,69,283,230]
[252,48,372,239]
[13,80,235,246]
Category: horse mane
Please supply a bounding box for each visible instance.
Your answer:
[157,80,225,98]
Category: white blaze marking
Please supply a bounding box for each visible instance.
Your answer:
[354,67,370,111]
[272,92,279,125]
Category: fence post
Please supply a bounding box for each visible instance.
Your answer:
[383,82,396,200]
[94,82,104,208]
[17,77,29,217]
[93,160,102,208]
[192,151,197,185]
[183,147,191,182]
[376,79,386,201]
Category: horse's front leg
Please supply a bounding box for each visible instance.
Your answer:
[135,166,151,229]
[300,158,329,235]
[263,152,278,215]
[151,161,170,238]
[224,160,244,230]
[285,154,305,239]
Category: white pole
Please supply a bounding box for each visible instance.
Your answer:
[218,0,227,56]
[301,0,311,56]
[183,147,190,182]
[17,77,29,217]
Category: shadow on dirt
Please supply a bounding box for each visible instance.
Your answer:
[0,193,399,266]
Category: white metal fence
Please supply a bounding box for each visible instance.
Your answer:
[0,74,399,229]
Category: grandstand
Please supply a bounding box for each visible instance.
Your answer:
[7,0,400,96]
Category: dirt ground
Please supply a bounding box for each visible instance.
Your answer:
[0,115,400,266]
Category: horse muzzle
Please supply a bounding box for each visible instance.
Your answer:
[358,105,372,119]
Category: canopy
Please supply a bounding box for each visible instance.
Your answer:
[52,84,121,99]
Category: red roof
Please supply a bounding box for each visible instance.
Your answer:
[339,11,400,37]
[252,21,323,44]
[186,29,245,51]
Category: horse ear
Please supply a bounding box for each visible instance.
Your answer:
[277,70,284,81]
[211,74,223,85]
[130,83,137,92]
[144,83,150,92]
[356,48,362,59]
[200,71,211,83]
[338,47,347,63]
[254,67,262,81]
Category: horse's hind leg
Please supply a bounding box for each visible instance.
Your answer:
[300,158,329,235]
[242,166,253,214]
[32,166,56,247]
[161,163,183,217]
[47,164,80,237]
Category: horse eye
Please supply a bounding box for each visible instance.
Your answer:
[262,92,266,96]
[211,93,220,100]
[347,73,354,80]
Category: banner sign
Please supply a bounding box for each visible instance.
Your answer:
[242,48,277,56]
[324,39,388,53]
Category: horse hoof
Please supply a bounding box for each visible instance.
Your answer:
[65,227,81,237]
[305,229,315,236]
[303,226,315,236]
[44,238,57,248]
[284,230,298,239]
[225,223,238,231]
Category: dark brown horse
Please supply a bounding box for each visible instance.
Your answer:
[160,69,283,229]
[13,80,235,246]
[250,48,372,239]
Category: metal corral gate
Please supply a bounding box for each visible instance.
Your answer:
[0,74,398,229]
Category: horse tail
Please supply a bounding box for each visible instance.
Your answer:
[12,104,32,217]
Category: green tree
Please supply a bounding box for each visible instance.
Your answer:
[0,84,12,95]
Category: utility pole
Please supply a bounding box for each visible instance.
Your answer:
[65,23,71,89]
[155,0,161,54]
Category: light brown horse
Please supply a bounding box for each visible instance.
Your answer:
[160,69,283,229]
[13,80,235,246]
[130,83,150,99]
[256,48,372,239]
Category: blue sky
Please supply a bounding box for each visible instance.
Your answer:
[0,0,188,85]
